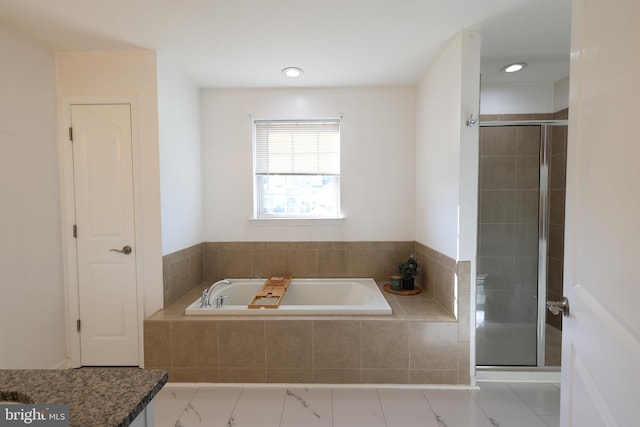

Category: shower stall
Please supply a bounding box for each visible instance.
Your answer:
[475,119,568,368]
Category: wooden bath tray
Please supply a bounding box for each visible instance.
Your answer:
[383,283,421,295]
[248,275,292,309]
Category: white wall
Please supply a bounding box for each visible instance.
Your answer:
[201,87,417,242]
[480,82,554,115]
[0,24,67,368]
[157,53,203,255]
[480,78,570,115]
[415,31,480,261]
[56,51,163,317]
[553,76,570,112]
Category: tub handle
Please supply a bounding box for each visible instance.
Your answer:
[215,295,227,309]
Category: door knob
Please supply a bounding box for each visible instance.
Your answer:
[110,245,132,255]
[546,297,570,317]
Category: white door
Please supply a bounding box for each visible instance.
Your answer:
[561,1,640,425]
[71,104,139,366]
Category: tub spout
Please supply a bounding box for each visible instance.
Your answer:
[200,279,232,308]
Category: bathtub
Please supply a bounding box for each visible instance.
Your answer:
[185,278,392,316]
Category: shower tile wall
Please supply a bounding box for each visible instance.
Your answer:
[477,126,541,324]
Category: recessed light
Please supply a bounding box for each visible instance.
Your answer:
[282,67,304,78]
[501,62,527,73]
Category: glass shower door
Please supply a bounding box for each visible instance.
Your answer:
[476,125,541,366]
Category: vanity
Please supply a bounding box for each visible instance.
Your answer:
[0,368,167,426]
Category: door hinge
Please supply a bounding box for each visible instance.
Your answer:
[69,127,73,141]
[76,319,81,333]
[73,224,77,238]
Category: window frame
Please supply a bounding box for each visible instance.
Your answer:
[252,118,342,220]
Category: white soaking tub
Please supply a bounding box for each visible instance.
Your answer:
[185,278,392,316]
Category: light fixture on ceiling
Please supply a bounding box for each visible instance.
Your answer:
[282,67,304,78]
[500,62,527,73]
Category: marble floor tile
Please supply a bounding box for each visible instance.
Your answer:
[470,383,548,427]
[280,387,332,427]
[508,382,561,417]
[332,388,386,427]
[175,387,242,427]
[154,382,561,427]
[423,389,495,427]
[153,386,199,427]
[229,388,287,427]
[377,388,439,427]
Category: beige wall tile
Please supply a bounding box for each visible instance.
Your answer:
[252,249,286,278]
[218,321,265,368]
[457,261,471,295]
[361,369,409,384]
[516,126,541,155]
[479,224,515,256]
[268,242,301,250]
[480,156,517,190]
[409,369,458,385]
[410,322,458,370]
[350,250,384,280]
[170,257,190,298]
[313,321,360,369]
[190,251,203,287]
[284,249,318,277]
[171,321,218,368]
[361,321,409,369]
[515,190,539,224]
[516,155,540,190]
[266,321,312,369]
[457,341,471,384]
[313,369,360,384]
[219,250,253,278]
[169,367,218,383]
[144,321,171,368]
[479,190,516,223]
[317,250,350,277]
[203,249,219,281]
[480,127,517,156]
[457,294,470,342]
[266,368,313,383]
[219,368,266,383]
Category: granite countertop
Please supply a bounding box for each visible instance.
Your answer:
[0,368,167,427]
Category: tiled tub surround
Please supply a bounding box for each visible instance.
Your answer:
[164,241,458,312]
[163,243,204,308]
[154,241,469,385]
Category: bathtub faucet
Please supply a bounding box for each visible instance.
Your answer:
[215,295,227,309]
[200,279,232,308]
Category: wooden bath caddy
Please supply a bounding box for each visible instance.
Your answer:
[383,283,421,295]
[248,275,292,309]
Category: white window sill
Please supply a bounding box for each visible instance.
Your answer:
[248,217,345,226]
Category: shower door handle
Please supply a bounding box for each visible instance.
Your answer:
[546,297,570,317]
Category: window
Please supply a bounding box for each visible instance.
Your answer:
[253,119,341,218]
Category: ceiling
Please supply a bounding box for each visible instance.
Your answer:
[0,0,571,88]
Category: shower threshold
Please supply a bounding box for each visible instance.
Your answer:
[475,366,560,383]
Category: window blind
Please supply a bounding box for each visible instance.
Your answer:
[254,119,340,175]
